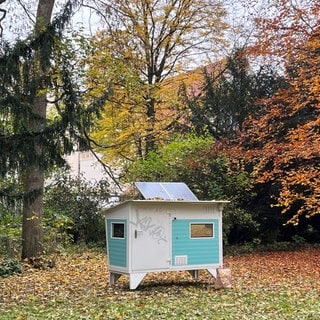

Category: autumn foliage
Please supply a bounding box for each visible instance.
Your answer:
[236,2,320,225]
[86,0,227,162]
[1,247,320,318]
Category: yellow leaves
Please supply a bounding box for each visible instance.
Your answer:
[26,215,40,221]
[2,247,320,319]
[85,0,230,163]
[0,251,109,307]
[36,89,47,97]
[2,247,319,307]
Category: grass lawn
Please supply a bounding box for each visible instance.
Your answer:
[1,246,320,319]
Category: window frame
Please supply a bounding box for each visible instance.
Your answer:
[189,222,214,239]
[111,222,125,239]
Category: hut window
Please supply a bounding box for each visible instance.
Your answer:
[190,223,214,238]
[112,223,125,238]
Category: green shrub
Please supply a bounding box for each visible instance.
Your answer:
[43,208,74,254]
[44,174,110,244]
[0,206,22,257]
[0,258,22,278]
[292,235,306,245]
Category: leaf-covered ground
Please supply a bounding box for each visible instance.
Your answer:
[1,246,320,319]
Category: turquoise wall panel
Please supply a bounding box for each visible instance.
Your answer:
[107,219,127,268]
[172,219,219,266]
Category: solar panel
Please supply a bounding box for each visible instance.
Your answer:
[134,182,199,201]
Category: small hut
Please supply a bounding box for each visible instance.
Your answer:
[102,182,229,289]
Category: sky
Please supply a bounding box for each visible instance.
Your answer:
[0,0,101,42]
[0,0,256,44]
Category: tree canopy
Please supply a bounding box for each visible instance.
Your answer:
[239,28,320,225]
[235,1,320,225]
[179,49,285,139]
[86,0,228,163]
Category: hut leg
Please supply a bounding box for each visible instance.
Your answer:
[206,268,217,279]
[129,272,146,290]
[188,270,199,279]
[110,272,122,285]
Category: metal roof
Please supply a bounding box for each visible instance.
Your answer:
[134,182,198,201]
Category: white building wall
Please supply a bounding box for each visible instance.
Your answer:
[65,151,107,182]
[65,151,123,205]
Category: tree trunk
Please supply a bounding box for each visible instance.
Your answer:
[145,97,156,154]
[21,164,45,259]
[21,0,55,259]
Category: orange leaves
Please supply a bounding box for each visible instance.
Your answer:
[238,21,320,224]
[226,247,320,291]
[248,0,320,60]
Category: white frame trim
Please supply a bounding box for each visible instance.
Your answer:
[189,222,214,239]
[111,222,125,239]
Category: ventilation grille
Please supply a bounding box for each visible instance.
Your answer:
[174,255,188,266]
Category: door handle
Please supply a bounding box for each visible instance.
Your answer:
[134,230,142,238]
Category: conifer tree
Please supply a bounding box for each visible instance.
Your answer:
[0,0,107,258]
[182,49,284,139]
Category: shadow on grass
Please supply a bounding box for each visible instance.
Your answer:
[113,270,216,292]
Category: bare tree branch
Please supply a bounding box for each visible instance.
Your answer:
[16,0,36,24]
[82,130,123,190]
[0,0,6,37]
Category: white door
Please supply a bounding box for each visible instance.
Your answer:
[130,207,171,271]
